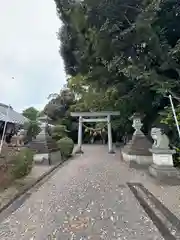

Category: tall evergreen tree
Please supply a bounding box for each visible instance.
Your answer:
[54,0,180,133]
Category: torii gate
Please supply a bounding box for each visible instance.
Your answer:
[71,111,120,153]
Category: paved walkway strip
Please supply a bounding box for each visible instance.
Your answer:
[0,145,179,239]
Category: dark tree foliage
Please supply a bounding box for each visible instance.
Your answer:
[54,0,180,134]
[44,88,75,121]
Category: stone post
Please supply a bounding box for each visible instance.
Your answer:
[76,116,83,154]
[107,115,114,153]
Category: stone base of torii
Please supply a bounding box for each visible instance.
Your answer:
[70,111,120,154]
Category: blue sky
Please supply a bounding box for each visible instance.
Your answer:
[0,0,66,112]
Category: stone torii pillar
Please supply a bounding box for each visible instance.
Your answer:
[76,116,83,154]
[107,115,114,153]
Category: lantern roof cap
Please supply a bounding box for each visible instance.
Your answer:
[129,112,144,120]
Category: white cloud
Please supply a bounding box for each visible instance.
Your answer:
[0,0,66,113]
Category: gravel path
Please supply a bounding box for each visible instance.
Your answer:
[0,145,165,239]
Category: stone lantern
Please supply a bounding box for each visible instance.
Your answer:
[121,112,152,166]
[131,113,144,135]
[28,114,62,165]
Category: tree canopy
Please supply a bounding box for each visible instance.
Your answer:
[22,107,39,121]
[44,88,75,121]
[52,0,180,141]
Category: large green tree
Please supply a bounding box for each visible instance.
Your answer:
[54,0,180,134]
[22,107,39,121]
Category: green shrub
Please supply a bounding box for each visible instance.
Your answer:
[173,147,180,168]
[57,137,74,159]
[52,125,69,141]
[11,148,34,179]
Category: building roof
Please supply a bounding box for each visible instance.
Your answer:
[0,103,28,125]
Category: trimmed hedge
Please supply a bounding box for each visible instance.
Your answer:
[52,125,69,141]
[11,148,34,179]
[57,137,74,159]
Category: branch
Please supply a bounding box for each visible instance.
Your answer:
[169,91,180,102]
[119,4,142,12]
[124,14,132,26]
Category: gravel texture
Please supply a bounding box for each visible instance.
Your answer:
[0,145,167,239]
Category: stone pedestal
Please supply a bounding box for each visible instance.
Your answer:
[150,148,175,166]
[149,164,180,180]
[149,148,180,180]
[33,151,62,165]
[122,134,152,166]
[121,113,152,166]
